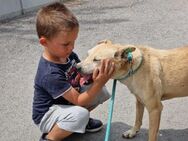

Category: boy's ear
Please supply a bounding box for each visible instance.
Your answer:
[39,37,47,46]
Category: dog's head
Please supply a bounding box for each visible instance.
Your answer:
[77,40,136,79]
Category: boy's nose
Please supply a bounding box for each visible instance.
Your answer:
[70,45,74,50]
[69,43,75,50]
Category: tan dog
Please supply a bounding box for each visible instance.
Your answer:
[77,40,188,141]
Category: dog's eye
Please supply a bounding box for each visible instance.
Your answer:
[93,58,100,62]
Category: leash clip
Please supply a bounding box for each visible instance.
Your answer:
[127,52,133,63]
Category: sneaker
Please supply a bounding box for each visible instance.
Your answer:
[85,118,103,132]
[39,133,47,141]
[39,133,53,141]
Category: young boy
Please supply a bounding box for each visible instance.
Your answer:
[32,2,114,141]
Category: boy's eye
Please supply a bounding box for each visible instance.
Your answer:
[62,43,69,47]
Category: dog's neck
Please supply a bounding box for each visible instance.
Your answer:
[117,47,143,81]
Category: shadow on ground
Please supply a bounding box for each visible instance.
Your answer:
[64,122,188,141]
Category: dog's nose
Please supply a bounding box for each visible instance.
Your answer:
[76,63,82,72]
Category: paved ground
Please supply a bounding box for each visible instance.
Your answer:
[0,0,188,141]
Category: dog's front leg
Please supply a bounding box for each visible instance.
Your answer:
[122,98,144,138]
[147,100,163,141]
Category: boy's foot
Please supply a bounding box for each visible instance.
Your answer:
[39,133,54,141]
[86,118,103,132]
[39,133,47,141]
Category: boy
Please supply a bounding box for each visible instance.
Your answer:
[32,2,115,141]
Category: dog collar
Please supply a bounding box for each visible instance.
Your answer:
[117,48,143,81]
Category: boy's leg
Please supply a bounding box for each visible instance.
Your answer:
[39,105,89,140]
[46,124,72,141]
[80,85,111,132]
[81,85,111,110]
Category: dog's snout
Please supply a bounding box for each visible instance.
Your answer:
[76,63,82,72]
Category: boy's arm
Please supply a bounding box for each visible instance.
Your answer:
[63,59,114,106]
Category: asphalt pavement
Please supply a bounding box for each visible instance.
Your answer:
[0,0,188,141]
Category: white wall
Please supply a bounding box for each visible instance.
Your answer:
[0,0,22,20]
[21,0,58,12]
[0,0,61,21]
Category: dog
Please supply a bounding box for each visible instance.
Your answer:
[76,40,188,141]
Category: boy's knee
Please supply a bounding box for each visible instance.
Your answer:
[74,106,89,124]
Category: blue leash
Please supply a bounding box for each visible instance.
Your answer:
[104,79,117,141]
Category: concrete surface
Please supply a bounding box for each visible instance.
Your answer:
[0,0,188,141]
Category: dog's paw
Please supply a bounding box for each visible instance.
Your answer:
[122,129,138,139]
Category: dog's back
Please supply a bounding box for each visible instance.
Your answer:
[139,46,188,100]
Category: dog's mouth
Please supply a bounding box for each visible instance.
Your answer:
[80,74,93,86]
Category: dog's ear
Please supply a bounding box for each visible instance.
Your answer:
[114,47,136,59]
[97,39,112,45]
[124,47,136,55]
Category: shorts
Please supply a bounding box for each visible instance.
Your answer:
[38,85,111,134]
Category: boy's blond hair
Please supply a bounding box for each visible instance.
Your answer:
[36,2,79,39]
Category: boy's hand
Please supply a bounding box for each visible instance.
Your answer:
[92,59,115,85]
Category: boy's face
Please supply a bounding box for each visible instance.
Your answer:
[41,27,79,62]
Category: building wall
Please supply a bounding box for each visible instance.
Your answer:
[0,0,61,21]
[0,0,22,20]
